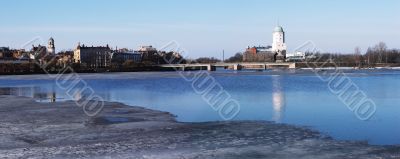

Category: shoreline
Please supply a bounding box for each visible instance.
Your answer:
[0,65,400,76]
[0,95,399,158]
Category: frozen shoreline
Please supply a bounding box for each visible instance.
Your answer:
[0,96,399,159]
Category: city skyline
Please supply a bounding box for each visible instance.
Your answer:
[0,0,399,58]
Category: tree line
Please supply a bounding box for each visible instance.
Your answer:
[307,42,400,67]
[165,42,400,68]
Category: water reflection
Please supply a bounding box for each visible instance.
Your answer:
[271,75,286,123]
[0,86,57,102]
[34,91,57,102]
[1,71,400,145]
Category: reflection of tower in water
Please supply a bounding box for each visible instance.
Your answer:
[33,86,57,103]
[49,92,56,103]
[272,76,286,123]
[0,86,57,102]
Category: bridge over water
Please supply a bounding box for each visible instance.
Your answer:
[156,62,296,71]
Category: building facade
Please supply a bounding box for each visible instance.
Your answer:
[243,46,275,62]
[0,47,13,60]
[286,51,306,62]
[57,51,74,68]
[136,46,159,63]
[30,45,47,60]
[73,43,112,68]
[111,49,142,63]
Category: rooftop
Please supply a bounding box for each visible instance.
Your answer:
[274,26,284,32]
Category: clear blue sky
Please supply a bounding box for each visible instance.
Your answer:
[0,0,398,58]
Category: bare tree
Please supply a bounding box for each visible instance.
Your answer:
[354,47,362,68]
[374,42,387,63]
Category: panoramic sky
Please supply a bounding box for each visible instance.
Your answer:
[0,0,399,58]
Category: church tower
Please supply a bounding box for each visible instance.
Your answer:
[47,37,55,55]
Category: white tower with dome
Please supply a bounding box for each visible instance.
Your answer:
[272,26,287,53]
[271,26,287,62]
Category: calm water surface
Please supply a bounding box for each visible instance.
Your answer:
[0,69,399,145]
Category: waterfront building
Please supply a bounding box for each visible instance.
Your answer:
[243,46,275,62]
[136,46,159,64]
[0,47,13,60]
[30,45,47,60]
[28,37,56,61]
[0,47,29,61]
[138,46,157,52]
[73,43,112,68]
[12,49,27,59]
[286,51,306,62]
[243,25,288,62]
[57,51,74,68]
[111,49,142,63]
